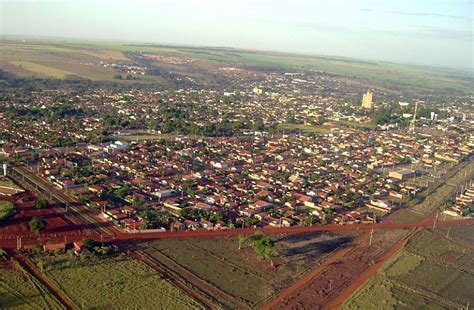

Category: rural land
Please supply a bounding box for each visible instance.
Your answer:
[0,39,473,309]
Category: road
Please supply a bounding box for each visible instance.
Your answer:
[10,165,117,237]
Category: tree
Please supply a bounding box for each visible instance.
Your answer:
[252,234,275,266]
[238,234,250,250]
[29,217,46,233]
[0,248,8,260]
[35,198,49,209]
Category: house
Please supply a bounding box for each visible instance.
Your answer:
[388,169,416,181]
[43,243,66,252]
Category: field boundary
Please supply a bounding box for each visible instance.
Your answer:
[11,252,75,310]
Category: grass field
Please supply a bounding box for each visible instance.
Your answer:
[10,61,73,78]
[139,232,355,308]
[343,227,474,309]
[0,262,64,309]
[0,42,120,80]
[277,123,333,134]
[39,254,204,309]
[1,40,472,92]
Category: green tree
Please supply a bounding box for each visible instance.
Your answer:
[238,234,250,250]
[29,217,46,233]
[252,234,275,266]
[35,198,49,209]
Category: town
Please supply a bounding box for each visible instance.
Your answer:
[0,37,473,310]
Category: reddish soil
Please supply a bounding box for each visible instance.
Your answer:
[0,191,101,247]
[262,229,412,310]
[327,228,418,309]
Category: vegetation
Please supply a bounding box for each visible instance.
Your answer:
[29,216,46,233]
[239,233,275,265]
[0,200,15,221]
[35,197,49,209]
[140,233,354,307]
[38,255,203,309]
[344,228,474,309]
[0,262,63,309]
[1,41,472,94]
[82,238,118,256]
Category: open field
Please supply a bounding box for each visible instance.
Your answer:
[0,261,64,309]
[267,229,411,309]
[10,61,73,79]
[138,232,355,308]
[36,254,204,309]
[277,123,333,134]
[0,42,121,80]
[1,40,472,92]
[343,227,474,309]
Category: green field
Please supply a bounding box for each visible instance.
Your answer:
[10,61,73,78]
[38,255,204,309]
[0,262,64,309]
[343,227,474,309]
[140,232,355,308]
[1,40,472,92]
[0,42,121,80]
[277,123,333,134]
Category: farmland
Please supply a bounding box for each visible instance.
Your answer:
[0,261,64,309]
[343,227,474,309]
[138,232,355,308]
[1,40,472,93]
[36,254,204,309]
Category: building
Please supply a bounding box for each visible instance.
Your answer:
[361,90,373,109]
[389,169,416,181]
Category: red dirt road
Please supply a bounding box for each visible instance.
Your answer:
[326,228,418,309]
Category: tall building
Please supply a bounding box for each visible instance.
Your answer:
[361,90,373,109]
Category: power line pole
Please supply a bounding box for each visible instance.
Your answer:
[369,228,374,246]
[432,210,439,230]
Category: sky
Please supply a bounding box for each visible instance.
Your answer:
[1,0,472,69]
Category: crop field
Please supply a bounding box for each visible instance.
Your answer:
[0,261,63,309]
[139,232,355,308]
[38,254,204,309]
[0,42,121,80]
[10,61,73,79]
[343,227,474,309]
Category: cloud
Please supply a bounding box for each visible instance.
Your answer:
[417,26,473,41]
[385,10,471,21]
